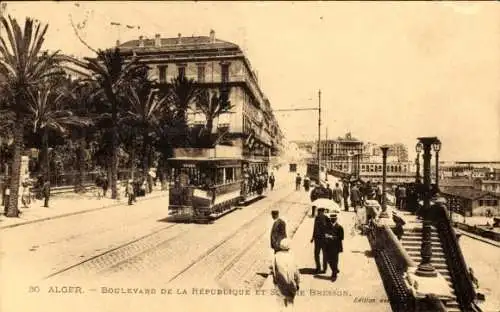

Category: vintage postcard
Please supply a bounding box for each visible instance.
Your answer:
[0,1,499,312]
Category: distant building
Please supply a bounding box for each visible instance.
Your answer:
[114,30,284,158]
[475,179,500,194]
[317,133,363,176]
[441,188,500,216]
[365,142,408,162]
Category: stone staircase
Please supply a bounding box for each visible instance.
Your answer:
[401,222,461,312]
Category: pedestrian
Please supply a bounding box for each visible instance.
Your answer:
[42,180,50,208]
[395,185,401,209]
[310,184,321,217]
[399,185,407,211]
[342,181,350,212]
[333,183,342,205]
[126,179,134,205]
[270,210,287,253]
[350,184,361,213]
[3,182,10,214]
[102,175,109,198]
[376,183,383,204]
[310,207,328,274]
[21,181,31,208]
[269,172,275,191]
[392,211,406,240]
[303,176,310,192]
[324,213,344,281]
[326,183,333,200]
[95,174,103,199]
[272,238,300,309]
[295,174,302,191]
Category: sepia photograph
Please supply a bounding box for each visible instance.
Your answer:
[0,1,499,312]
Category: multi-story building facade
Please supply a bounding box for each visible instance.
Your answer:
[317,133,364,176]
[116,30,284,158]
[364,142,409,162]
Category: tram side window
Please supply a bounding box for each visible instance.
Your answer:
[216,168,224,185]
[235,167,242,180]
[225,167,234,183]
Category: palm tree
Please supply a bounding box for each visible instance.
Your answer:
[0,16,62,217]
[26,80,92,184]
[162,75,200,147]
[123,85,168,182]
[195,85,233,147]
[67,79,100,192]
[66,48,147,199]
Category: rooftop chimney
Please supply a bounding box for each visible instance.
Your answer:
[155,34,161,47]
[177,33,182,45]
[116,40,120,47]
[209,29,215,43]
[138,35,144,48]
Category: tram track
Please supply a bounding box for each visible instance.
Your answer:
[44,223,183,279]
[167,192,310,286]
[104,187,299,282]
[216,201,310,289]
[44,178,298,282]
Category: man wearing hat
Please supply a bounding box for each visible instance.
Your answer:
[270,210,287,253]
[310,207,329,273]
[324,213,344,281]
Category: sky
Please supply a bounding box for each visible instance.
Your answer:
[3,1,500,161]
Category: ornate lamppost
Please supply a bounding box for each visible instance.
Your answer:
[415,142,423,182]
[432,139,441,190]
[379,145,390,218]
[415,137,440,277]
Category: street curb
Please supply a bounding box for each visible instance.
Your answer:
[0,192,166,230]
[455,229,500,248]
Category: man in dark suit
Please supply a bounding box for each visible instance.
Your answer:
[325,213,344,281]
[270,210,287,253]
[326,184,333,200]
[310,208,328,273]
[342,181,350,211]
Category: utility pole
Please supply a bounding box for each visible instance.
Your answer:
[325,126,328,181]
[318,89,321,182]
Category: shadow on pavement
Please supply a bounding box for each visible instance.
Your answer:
[313,275,332,281]
[298,268,318,275]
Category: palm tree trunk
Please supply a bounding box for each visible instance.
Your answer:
[206,117,214,136]
[130,136,136,180]
[42,127,50,184]
[107,157,112,192]
[205,116,214,147]
[110,95,118,199]
[142,129,151,193]
[74,135,86,193]
[142,129,149,177]
[111,130,118,199]
[6,118,24,217]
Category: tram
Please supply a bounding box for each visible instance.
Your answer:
[166,147,268,223]
[306,162,320,184]
[240,158,269,204]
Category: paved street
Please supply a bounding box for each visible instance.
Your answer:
[459,235,500,310]
[1,170,321,312]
